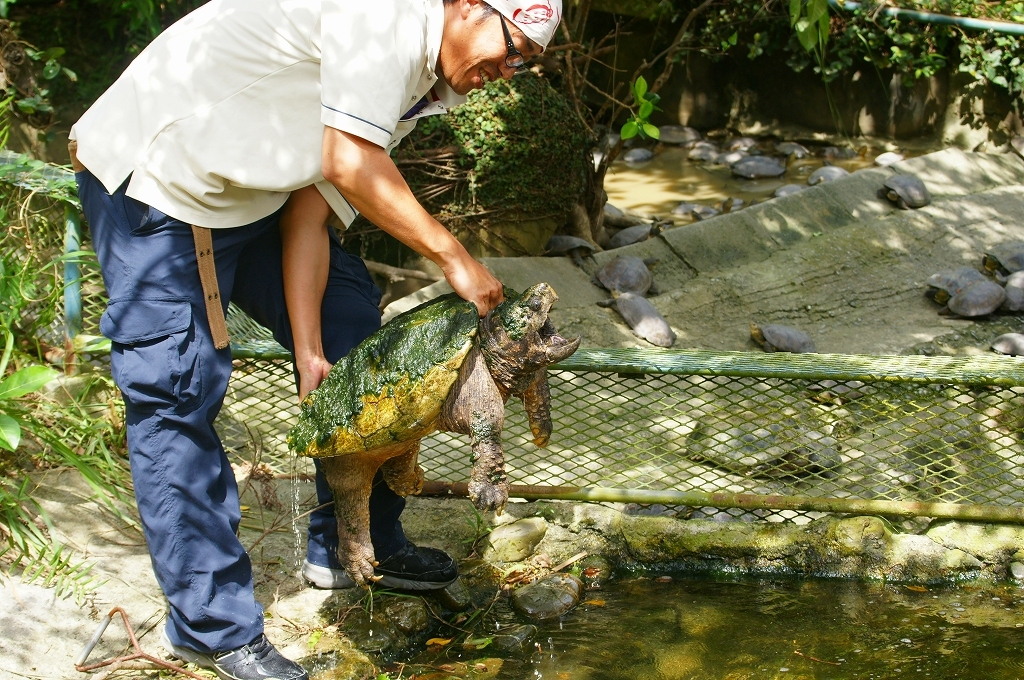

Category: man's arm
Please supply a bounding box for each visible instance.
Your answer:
[280,185,333,401]
[321,126,503,316]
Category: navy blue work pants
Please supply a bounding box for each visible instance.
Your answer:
[76,169,408,653]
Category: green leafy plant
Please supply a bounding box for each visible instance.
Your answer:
[620,77,661,141]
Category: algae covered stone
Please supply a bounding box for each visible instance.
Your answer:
[288,284,580,585]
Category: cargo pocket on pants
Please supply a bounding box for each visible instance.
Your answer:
[101,298,204,413]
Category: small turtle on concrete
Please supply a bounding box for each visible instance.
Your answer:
[599,292,676,347]
[992,333,1024,356]
[925,267,986,304]
[726,136,758,152]
[289,284,580,585]
[688,141,719,162]
[732,156,786,179]
[776,142,810,158]
[603,202,644,228]
[595,256,654,295]
[881,174,930,209]
[545,234,596,268]
[608,223,655,249]
[773,184,805,198]
[658,125,702,145]
[750,322,816,353]
[946,280,1006,318]
[875,151,904,166]
[672,202,719,221]
[983,242,1024,276]
[623,148,654,165]
[808,165,850,185]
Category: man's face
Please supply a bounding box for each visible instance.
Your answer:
[439,0,543,95]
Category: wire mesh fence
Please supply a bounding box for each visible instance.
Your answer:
[223,306,1024,523]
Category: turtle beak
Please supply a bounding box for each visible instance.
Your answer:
[538,319,581,363]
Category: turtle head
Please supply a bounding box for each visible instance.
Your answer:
[480,283,581,393]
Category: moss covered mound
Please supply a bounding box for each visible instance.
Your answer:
[397,73,592,256]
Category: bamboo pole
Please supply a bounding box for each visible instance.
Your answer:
[419,481,1024,524]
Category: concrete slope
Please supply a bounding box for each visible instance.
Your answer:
[383,149,1024,355]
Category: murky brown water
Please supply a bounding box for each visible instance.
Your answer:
[379,575,1024,680]
[603,143,914,218]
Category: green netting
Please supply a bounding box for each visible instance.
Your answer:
[221,307,1024,523]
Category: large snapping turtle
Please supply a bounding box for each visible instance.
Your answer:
[288,284,580,585]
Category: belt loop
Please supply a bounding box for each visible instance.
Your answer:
[191,225,231,350]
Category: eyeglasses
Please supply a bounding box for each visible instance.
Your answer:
[499,14,527,72]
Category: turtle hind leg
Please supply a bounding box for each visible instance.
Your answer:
[380,440,424,497]
[319,454,385,586]
[521,370,552,447]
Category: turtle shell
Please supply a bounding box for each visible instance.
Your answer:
[608,224,653,249]
[288,292,482,457]
[776,142,810,158]
[750,323,816,353]
[883,174,930,209]
[731,156,786,179]
[946,280,1005,317]
[808,165,849,185]
[924,267,985,304]
[992,333,1024,356]
[983,242,1024,276]
[773,184,805,198]
[545,235,596,256]
[614,292,675,347]
[596,256,653,295]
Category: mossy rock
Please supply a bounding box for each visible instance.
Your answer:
[398,73,591,257]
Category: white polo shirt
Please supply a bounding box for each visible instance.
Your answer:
[70,0,465,229]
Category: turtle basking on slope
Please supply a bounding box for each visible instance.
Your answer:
[288,284,580,585]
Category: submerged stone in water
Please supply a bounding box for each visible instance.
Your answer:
[384,599,429,635]
[342,610,403,654]
[512,573,584,621]
[492,623,538,652]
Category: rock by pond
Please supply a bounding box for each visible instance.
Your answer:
[483,517,548,562]
[433,577,472,612]
[511,573,584,621]
[384,599,430,635]
[491,623,538,653]
[731,156,786,179]
[342,609,404,654]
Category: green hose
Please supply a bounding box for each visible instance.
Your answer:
[829,0,1024,36]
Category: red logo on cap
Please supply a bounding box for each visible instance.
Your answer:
[512,2,553,24]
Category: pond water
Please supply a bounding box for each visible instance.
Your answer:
[367,574,1024,680]
[602,140,934,218]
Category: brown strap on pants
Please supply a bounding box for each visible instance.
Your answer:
[191,226,231,350]
[69,141,230,349]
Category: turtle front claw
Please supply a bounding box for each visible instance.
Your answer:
[468,479,509,514]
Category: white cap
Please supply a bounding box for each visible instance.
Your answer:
[488,0,562,50]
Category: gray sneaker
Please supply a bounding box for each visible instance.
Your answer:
[161,629,307,680]
[301,559,355,589]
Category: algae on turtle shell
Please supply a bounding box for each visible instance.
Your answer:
[288,284,580,585]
